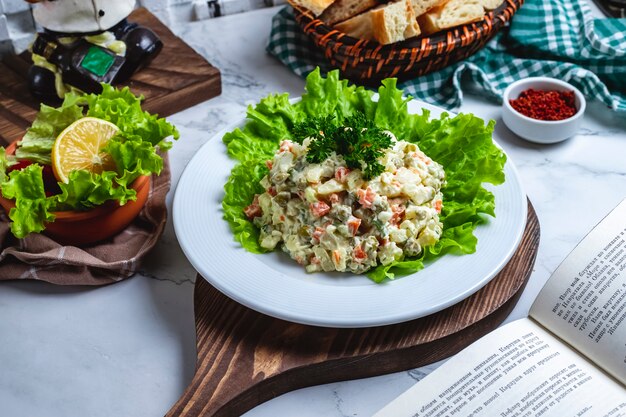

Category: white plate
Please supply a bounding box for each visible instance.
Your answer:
[173,99,527,328]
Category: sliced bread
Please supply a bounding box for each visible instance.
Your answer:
[320,0,382,26]
[417,0,484,35]
[481,0,504,10]
[290,0,336,16]
[335,0,421,45]
[373,0,422,44]
[320,0,447,27]
[410,0,449,17]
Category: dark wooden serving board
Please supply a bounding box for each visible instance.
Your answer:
[0,8,221,145]
[166,201,540,417]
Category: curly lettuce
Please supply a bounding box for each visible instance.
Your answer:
[1,164,55,237]
[1,84,179,239]
[222,68,506,283]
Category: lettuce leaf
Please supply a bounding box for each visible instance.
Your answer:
[224,93,299,163]
[16,101,84,165]
[1,165,56,237]
[222,159,269,254]
[222,68,507,283]
[0,83,178,239]
[87,84,179,150]
[299,69,376,121]
[105,139,163,187]
[55,170,136,210]
[0,148,11,184]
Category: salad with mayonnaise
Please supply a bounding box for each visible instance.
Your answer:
[246,132,445,274]
[223,69,506,283]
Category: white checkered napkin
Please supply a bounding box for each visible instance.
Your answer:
[0,155,171,286]
[267,1,626,112]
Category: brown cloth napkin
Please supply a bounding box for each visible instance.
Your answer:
[0,155,171,286]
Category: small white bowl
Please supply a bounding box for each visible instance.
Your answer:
[502,77,586,144]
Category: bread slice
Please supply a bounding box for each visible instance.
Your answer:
[320,0,381,26]
[335,0,421,45]
[410,0,448,17]
[481,0,504,10]
[417,0,484,35]
[335,11,376,40]
[320,0,447,26]
[373,1,422,44]
[290,0,336,16]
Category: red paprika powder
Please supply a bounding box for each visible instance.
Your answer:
[509,89,577,121]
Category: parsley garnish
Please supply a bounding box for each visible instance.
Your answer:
[291,112,392,180]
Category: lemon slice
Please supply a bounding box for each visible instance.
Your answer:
[52,117,119,183]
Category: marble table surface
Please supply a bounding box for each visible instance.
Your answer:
[1,5,625,417]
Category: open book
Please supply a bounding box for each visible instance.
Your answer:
[375,199,626,417]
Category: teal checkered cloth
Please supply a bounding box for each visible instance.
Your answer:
[267,0,626,111]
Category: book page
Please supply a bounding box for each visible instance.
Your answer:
[374,319,626,417]
[530,199,626,385]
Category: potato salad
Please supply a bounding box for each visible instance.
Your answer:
[244,133,446,274]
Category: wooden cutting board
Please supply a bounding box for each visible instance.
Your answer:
[166,201,540,417]
[0,8,221,145]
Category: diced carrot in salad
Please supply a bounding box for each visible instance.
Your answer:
[352,245,367,262]
[332,250,342,264]
[357,187,376,208]
[411,151,431,165]
[244,195,262,219]
[390,204,405,225]
[310,201,331,217]
[311,227,325,242]
[279,140,293,153]
[347,216,361,236]
[335,166,351,183]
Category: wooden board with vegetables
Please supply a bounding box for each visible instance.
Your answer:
[0,7,221,146]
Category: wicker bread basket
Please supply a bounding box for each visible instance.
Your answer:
[288,0,524,85]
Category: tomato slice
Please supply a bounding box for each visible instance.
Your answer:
[6,160,32,173]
